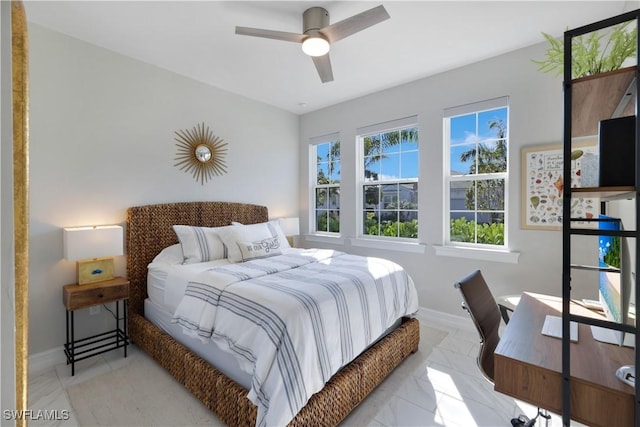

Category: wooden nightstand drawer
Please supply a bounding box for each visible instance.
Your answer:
[63,276,129,311]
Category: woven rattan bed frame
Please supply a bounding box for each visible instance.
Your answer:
[126,201,420,426]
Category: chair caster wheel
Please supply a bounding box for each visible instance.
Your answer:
[511,415,532,427]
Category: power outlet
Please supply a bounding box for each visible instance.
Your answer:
[89,305,100,315]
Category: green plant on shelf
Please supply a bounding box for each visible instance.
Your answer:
[533,21,637,79]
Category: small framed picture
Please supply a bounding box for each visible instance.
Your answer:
[77,257,115,285]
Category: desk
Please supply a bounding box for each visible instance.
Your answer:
[494,292,634,427]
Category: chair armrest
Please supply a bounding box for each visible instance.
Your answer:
[498,303,513,325]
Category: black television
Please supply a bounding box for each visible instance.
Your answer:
[599,115,636,187]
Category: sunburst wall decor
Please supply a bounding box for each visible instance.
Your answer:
[174,122,228,185]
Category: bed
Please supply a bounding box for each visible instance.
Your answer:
[126,201,420,426]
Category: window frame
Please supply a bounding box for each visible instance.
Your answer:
[356,116,419,242]
[310,133,341,235]
[443,97,510,249]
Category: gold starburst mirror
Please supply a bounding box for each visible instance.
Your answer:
[174,122,228,184]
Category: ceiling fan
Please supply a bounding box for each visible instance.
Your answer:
[235,5,390,83]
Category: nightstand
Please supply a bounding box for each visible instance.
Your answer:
[62,276,129,375]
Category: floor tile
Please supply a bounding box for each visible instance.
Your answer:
[372,395,439,426]
[28,315,593,426]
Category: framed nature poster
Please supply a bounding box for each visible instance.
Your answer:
[521,139,599,230]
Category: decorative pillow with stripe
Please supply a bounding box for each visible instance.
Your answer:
[172,225,229,264]
[231,219,290,249]
[237,236,282,261]
[218,222,282,263]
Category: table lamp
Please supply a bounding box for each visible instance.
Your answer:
[279,217,300,247]
[63,225,124,285]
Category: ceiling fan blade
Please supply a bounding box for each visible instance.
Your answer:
[312,54,334,83]
[235,26,305,43]
[321,5,390,43]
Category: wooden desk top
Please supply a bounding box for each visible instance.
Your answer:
[494,292,634,427]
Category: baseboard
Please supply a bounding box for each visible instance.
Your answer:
[29,346,65,376]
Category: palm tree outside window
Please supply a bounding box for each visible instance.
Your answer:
[359,119,419,239]
[445,98,509,247]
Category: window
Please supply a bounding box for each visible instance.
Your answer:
[444,97,508,247]
[311,134,340,233]
[358,117,419,239]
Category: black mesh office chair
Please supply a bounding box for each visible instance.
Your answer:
[454,270,550,427]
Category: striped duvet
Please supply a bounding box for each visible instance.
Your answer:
[172,248,419,427]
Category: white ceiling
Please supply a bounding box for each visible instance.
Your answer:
[24,1,634,114]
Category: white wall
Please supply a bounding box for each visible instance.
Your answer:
[299,40,600,317]
[28,23,299,354]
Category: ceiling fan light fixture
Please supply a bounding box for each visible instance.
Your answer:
[235,5,389,82]
[302,36,330,57]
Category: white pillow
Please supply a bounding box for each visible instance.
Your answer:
[237,236,282,261]
[231,219,290,249]
[150,243,184,265]
[172,225,229,264]
[218,222,282,262]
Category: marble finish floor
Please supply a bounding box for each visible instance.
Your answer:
[28,313,582,426]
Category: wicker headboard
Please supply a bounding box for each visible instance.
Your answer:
[126,201,269,315]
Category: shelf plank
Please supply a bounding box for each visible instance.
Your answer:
[570,263,620,272]
[571,186,635,199]
[571,66,637,138]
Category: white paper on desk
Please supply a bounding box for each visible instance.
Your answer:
[541,315,578,342]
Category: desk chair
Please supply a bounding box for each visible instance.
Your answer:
[454,270,550,427]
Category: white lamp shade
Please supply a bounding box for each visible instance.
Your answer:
[301,37,330,57]
[63,225,124,261]
[279,217,300,236]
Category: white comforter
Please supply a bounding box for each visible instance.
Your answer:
[172,248,419,427]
